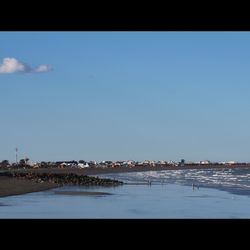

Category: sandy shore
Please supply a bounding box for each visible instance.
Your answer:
[0,176,59,198]
[1,164,250,198]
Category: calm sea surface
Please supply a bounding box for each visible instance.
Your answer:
[1,168,250,218]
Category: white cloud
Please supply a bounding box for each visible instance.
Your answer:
[0,57,26,73]
[34,64,52,73]
[0,57,52,74]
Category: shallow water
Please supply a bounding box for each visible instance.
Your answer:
[1,168,250,218]
[102,168,250,196]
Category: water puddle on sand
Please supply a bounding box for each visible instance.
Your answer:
[54,191,112,196]
[0,202,10,206]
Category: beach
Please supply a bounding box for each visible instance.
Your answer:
[1,164,250,198]
[0,176,58,198]
[1,166,250,218]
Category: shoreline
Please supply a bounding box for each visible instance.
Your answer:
[1,164,250,198]
[8,164,250,176]
[0,176,59,198]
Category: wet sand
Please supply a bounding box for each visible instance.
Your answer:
[0,176,58,198]
[54,191,112,196]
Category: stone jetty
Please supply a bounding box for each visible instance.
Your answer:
[8,172,123,187]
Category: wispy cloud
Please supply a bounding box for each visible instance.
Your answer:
[34,64,52,73]
[0,57,52,74]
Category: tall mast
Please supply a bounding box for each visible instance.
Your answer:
[15,147,18,164]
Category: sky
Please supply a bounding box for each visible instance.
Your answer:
[1,32,250,163]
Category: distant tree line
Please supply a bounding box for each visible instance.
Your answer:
[0,158,29,169]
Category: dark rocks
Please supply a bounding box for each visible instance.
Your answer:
[9,172,123,187]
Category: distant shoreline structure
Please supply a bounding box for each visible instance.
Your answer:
[2,163,250,175]
[1,158,249,171]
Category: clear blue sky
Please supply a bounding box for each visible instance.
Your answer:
[1,32,250,163]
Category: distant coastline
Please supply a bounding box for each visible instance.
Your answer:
[10,163,250,175]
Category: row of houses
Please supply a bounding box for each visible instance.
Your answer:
[0,159,161,169]
[55,159,240,169]
[0,159,243,169]
[54,160,176,169]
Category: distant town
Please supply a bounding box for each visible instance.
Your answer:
[1,158,250,170]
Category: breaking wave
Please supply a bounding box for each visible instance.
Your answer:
[102,168,250,196]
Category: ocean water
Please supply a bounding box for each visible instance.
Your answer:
[1,168,250,218]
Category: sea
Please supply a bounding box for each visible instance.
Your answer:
[1,168,250,218]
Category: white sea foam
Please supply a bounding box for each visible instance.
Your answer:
[103,168,250,196]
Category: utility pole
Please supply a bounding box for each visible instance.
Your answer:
[15,147,18,164]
